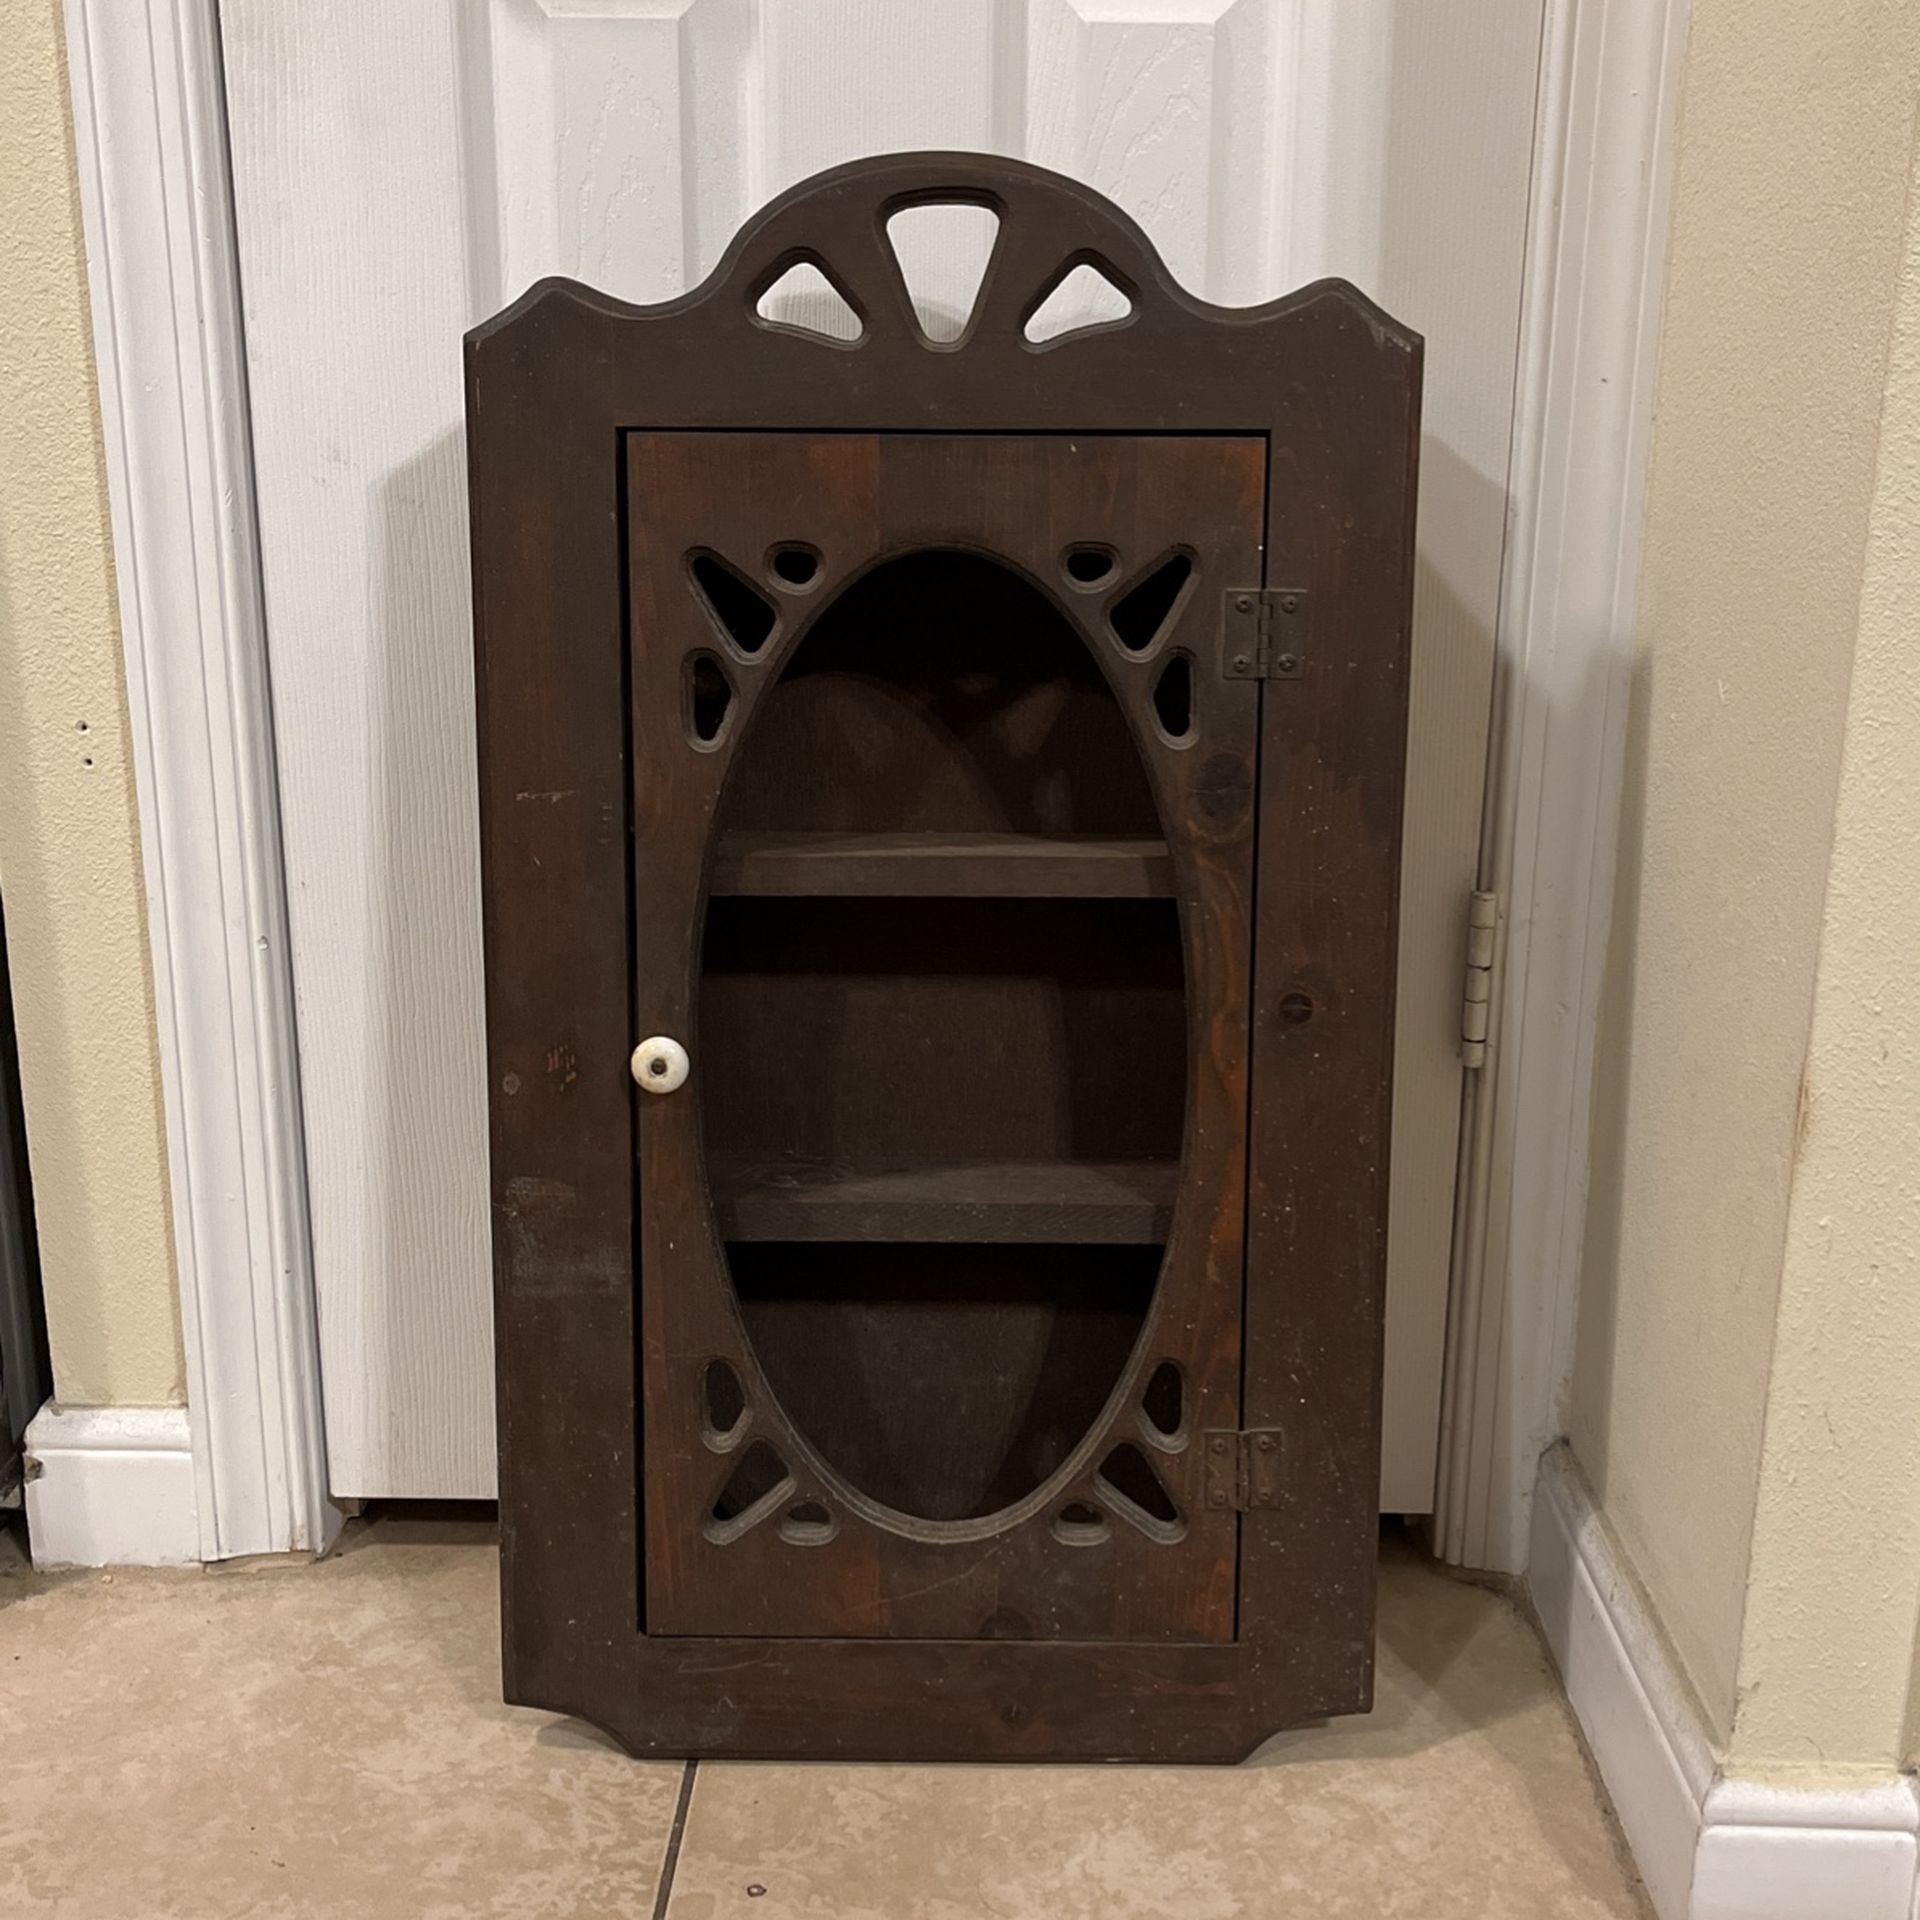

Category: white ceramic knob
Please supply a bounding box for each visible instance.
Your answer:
[631,1035,689,1094]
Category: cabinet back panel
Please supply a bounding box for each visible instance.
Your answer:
[715,550,1161,837]
[732,1242,1159,1523]
[698,898,1184,1168]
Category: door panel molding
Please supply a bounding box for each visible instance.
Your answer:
[61,0,335,1557]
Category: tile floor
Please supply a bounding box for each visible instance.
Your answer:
[0,1511,1649,1919]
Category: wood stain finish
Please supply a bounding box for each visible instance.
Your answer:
[467,152,1420,1760]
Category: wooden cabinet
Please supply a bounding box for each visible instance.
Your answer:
[467,154,1420,1761]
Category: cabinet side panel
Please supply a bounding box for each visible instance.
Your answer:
[468,298,638,1711]
[1242,309,1421,1717]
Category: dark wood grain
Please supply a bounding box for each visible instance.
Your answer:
[467,150,1420,1761]
[699,895,1185,1170]
[1240,259,1423,1723]
[710,831,1175,898]
[712,1157,1177,1243]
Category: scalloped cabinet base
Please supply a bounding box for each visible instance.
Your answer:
[1530,1446,1920,1920]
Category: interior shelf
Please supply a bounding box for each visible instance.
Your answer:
[709,831,1174,899]
[711,1157,1179,1244]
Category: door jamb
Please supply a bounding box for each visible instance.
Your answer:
[1434,0,1691,1571]
[63,0,1683,1570]
[62,0,337,1558]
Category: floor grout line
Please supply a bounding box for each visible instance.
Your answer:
[651,1760,698,1919]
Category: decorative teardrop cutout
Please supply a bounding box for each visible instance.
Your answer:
[779,1499,838,1546]
[685,651,735,747]
[702,1357,746,1448]
[1109,550,1194,655]
[1152,653,1194,744]
[768,543,821,589]
[706,1439,792,1543]
[1052,1501,1111,1547]
[1141,1361,1185,1448]
[1096,1441,1184,1541]
[886,203,1000,344]
[1061,543,1118,588]
[689,551,777,655]
[754,258,864,342]
[1024,261,1133,345]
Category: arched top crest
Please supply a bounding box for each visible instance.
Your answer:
[468,151,1418,432]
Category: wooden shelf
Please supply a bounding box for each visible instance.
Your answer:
[711,1158,1178,1244]
[709,831,1174,899]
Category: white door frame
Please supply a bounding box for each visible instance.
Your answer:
[62,0,335,1559]
[64,0,1684,1567]
[1434,0,1690,1571]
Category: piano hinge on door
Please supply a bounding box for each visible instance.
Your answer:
[1461,889,1499,1069]
[1221,588,1309,680]
[1202,1429,1284,1511]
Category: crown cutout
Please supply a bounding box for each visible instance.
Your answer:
[756,258,863,342]
[886,203,1000,344]
[1024,261,1133,345]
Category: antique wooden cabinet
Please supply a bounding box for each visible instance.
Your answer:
[467,153,1419,1762]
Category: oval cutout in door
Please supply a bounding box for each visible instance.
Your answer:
[698,549,1186,1526]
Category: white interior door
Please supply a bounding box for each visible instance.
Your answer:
[221,0,1542,1505]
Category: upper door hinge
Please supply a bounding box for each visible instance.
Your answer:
[1222,588,1309,680]
[1202,1429,1283,1511]
[1461,889,1498,1069]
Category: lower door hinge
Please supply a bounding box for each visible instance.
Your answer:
[1202,1429,1283,1511]
[1222,588,1309,680]
[1461,888,1498,1069]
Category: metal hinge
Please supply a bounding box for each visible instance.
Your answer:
[1461,889,1498,1069]
[1222,588,1309,680]
[1202,1429,1284,1511]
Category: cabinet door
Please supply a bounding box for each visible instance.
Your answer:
[627,432,1263,1641]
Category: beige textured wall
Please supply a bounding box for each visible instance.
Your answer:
[1726,124,1920,1780]
[0,0,184,1406]
[1568,0,1920,1743]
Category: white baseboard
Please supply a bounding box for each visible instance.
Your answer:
[1529,1444,1920,1920]
[23,1404,200,1568]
